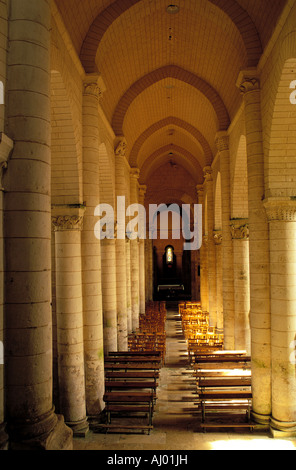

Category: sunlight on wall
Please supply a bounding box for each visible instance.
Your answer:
[210,439,296,451]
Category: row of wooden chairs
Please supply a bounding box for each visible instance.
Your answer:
[179,302,224,358]
[128,301,167,362]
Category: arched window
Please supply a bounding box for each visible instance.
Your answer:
[166,245,174,265]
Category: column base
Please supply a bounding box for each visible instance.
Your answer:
[66,418,89,438]
[270,417,296,438]
[251,410,271,426]
[8,411,73,450]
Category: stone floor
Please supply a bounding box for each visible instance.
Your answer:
[73,304,296,451]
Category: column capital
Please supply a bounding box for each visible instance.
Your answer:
[83,73,106,99]
[51,205,86,231]
[115,137,127,158]
[215,131,229,152]
[213,230,223,245]
[130,168,140,180]
[236,68,260,95]
[203,166,213,182]
[139,184,147,198]
[263,197,296,222]
[230,219,249,240]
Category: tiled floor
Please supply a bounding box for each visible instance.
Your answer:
[73,305,296,451]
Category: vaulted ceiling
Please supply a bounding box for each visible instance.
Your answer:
[55,0,287,194]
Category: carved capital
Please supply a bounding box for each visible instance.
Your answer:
[83,73,106,99]
[230,220,249,240]
[115,137,127,157]
[139,184,147,199]
[130,168,140,180]
[213,230,223,245]
[236,69,260,95]
[263,198,296,222]
[52,215,84,232]
[203,166,213,182]
[51,205,86,232]
[215,132,229,152]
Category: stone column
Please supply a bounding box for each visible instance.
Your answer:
[3,0,72,449]
[230,220,251,353]
[115,139,128,350]
[138,185,147,315]
[82,74,105,415]
[129,169,140,331]
[216,133,235,350]
[0,133,13,450]
[52,209,89,437]
[125,237,132,333]
[101,237,117,354]
[214,231,223,330]
[197,186,208,310]
[145,238,154,302]
[204,167,217,326]
[264,199,296,437]
[237,70,271,424]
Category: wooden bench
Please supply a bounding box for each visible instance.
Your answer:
[105,371,159,382]
[105,355,161,362]
[103,392,155,428]
[108,351,162,357]
[197,377,251,392]
[105,381,158,395]
[198,390,252,423]
[104,362,160,371]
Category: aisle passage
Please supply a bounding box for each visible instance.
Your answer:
[152,304,198,431]
[73,302,296,450]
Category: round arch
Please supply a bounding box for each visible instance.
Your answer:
[112,65,230,134]
[129,117,213,168]
[139,144,203,184]
[80,0,262,73]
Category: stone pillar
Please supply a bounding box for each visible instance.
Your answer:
[230,220,251,353]
[101,237,117,354]
[138,185,147,315]
[197,186,208,310]
[3,0,72,449]
[52,210,89,437]
[216,133,235,350]
[0,133,13,450]
[264,199,296,437]
[145,239,154,302]
[82,74,105,415]
[125,237,132,333]
[204,167,217,326]
[237,70,271,424]
[214,231,223,330]
[115,139,128,350]
[130,169,140,331]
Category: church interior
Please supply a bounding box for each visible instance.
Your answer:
[1,0,296,451]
